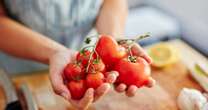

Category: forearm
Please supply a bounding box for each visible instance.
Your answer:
[0,16,67,64]
[96,0,128,38]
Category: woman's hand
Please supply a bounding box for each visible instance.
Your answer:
[49,50,118,110]
[115,43,156,97]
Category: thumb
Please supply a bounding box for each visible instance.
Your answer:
[59,85,71,101]
[78,88,94,110]
[50,77,71,100]
[49,63,71,100]
[105,71,119,83]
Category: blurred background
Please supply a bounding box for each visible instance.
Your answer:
[1,0,207,74]
[126,0,208,56]
[0,0,208,110]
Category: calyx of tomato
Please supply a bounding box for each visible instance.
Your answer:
[85,37,91,44]
[93,58,100,64]
[128,56,137,63]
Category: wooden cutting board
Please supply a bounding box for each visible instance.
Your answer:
[0,39,207,110]
[10,62,202,110]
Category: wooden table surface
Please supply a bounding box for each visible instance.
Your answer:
[0,39,207,110]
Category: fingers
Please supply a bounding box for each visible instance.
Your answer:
[126,85,138,97]
[145,77,156,88]
[93,71,118,102]
[50,77,70,100]
[115,78,155,97]
[115,83,127,93]
[115,84,138,97]
[105,71,119,83]
[94,83,111,102]
[49,66,71,100]
[203,93,208,100]
[49,50,77,100]
[78,88,94,110]
[131,43,152,64]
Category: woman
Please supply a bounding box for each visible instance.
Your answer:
[0,0,154,109]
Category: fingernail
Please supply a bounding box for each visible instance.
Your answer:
[102,83,110,91]
[87,88,94,96]
[61,92,69,100]
[112,71,119,77]
[147,78,156,87]
[147,57,153,64]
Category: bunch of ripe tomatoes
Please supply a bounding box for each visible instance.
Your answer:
[64,35,152,100]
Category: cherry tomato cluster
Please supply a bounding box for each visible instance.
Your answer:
[64,50,106,100]
[64,34,152,100]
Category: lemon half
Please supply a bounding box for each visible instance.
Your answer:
[148,42,179,67]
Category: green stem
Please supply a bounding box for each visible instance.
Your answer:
[81,45,95,51]
[117,33,150,45]
[134,33,150,42]
[128,46,133,57]
[117,33,150,62]
[87,35,99,38]
[85,37,99,73]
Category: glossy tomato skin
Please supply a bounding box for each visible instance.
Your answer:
[76,50,93,66]
[114,57,151,87]
[86,72,104,89]
[88,59,106,73]
[96,35,127,70]
[64,63,84,81]
[67,80,87,100]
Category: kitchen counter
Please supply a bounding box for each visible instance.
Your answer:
[0,39,207,110]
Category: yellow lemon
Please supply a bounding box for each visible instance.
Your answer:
[148,42,179,67]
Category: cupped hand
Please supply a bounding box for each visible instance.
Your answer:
[115,43,156,97]
[49,50,118,110]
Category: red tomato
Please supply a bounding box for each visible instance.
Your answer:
[67,80,87,100]
[114,57,151,87]
[88,59,106,73]
[86,72,104,89]
[76,50,92,66]
[96,35,127,70]
[64,63,84,80]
